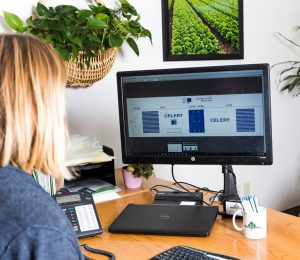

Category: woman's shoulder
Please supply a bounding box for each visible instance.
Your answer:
[0,166,76,255]
[0,165,69,226]
[1,221,84,260]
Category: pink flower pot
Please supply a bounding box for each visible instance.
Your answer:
[122,169,142,189]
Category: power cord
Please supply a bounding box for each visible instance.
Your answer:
[81,244,115,260]
[171,164,211,206]
[173,181,220,194]
[150,184,184,193]
[171,164,227,207]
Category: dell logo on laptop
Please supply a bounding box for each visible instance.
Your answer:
[160,213,170,220]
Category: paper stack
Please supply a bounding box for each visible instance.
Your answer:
[66,134,115,167]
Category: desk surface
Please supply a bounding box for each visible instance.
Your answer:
[80,169,300,259]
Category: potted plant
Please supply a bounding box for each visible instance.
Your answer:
[3,0,151,87]
[122,164,155,189]
[274,29,300,95]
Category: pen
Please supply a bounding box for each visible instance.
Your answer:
[247,195,255,213]
[240,197,252,212]
[253,195,259,213]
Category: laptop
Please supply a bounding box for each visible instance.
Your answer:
[108,204,218,236]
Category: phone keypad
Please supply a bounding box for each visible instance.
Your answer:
[63,207,79,232]
[75,204,99,232]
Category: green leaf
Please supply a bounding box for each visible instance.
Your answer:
[37,15,60,21]
[35,20,49,30]
[55,5,78,15]
[109,34,123,48]
[17,27,27,33]
[87,33,100,43]
[142,28,152,43]
[51,20,67,32]
[26,16,33,26]
[71,37,83,48]
[55,45,69,61]
[95,13,110,24]
[52,32,63,42]
[128,25,141,34]
[78,9,93,19]
[71,44,78,59]
[44,34,52,43]
[48,7,56,17]
[117,22,131,34]
[123,14,132,20]
[127,37,139,56]
[89,5,108,15]
[121,4,137,16]
[86,52,96,58]
[62,31,72,40]
[129,20,140,28]
[36,2,48,16]
[289,77,300,91]
[29,28,40,36]
[119,0,129,4]
[87,18,108,30]
[281,84,291,92]
[3,11,24,32]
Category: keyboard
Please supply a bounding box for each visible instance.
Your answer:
[150,245,240,260]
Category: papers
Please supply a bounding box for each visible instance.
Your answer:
[65,178,118,193]
[65,178,121,204]
[92,190,121,204]
[66,134,115,166]
[32,170,56,196]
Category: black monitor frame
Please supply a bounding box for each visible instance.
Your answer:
[117,64,272,166]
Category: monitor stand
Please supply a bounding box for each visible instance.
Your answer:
[212,165,240,203]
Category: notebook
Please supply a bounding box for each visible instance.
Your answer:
[108,204,218,236]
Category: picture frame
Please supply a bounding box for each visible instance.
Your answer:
[161,0,244,61]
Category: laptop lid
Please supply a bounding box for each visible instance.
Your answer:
[108,204,218,237]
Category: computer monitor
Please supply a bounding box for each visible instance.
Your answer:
[117,64,272,201]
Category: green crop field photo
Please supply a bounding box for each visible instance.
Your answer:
[162,0,243,61]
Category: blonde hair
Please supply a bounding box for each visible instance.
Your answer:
[0,34,73,180]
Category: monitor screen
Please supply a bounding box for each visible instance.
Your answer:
[117,64,272,165]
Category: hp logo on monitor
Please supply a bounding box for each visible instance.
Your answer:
[191,157,196,162]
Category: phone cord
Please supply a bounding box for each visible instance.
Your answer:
[81,244,116,260]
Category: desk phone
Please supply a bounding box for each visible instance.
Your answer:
[54,191,102,238]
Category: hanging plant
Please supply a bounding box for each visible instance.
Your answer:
[273,29,300,95]
[3,0,152,87]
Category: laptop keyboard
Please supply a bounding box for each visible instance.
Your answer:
[150,245,240,260]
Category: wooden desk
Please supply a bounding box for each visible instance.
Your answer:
[80,170,300,259]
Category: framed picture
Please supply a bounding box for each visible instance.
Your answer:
[162,0,244,61]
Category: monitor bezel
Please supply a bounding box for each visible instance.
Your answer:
[117,64,272,165]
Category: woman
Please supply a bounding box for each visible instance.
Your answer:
[0,34,84,259]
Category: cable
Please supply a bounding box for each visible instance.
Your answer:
[172,181,202,190]
[150,184,184,193]
[81,244,115,260]
[173,181,220,194]
[209,189,224,205]
[171,164,210,206]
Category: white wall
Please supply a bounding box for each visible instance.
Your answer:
[1,0,300,211]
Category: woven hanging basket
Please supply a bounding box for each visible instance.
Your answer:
[38,0,118,88]
[66,48,118,88]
